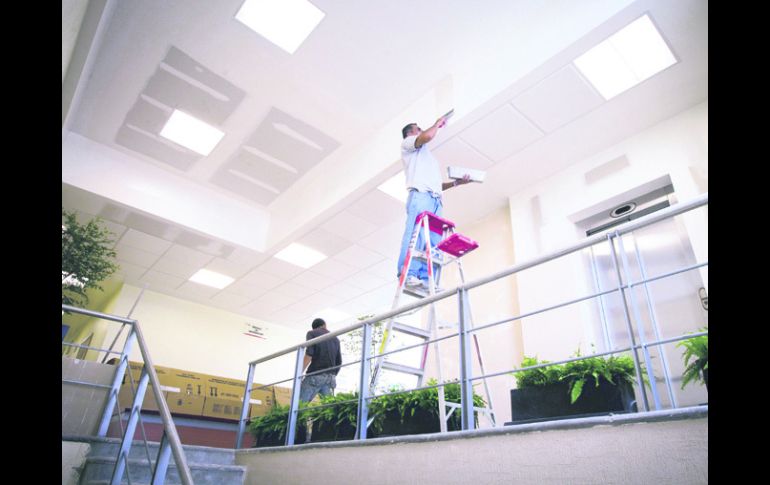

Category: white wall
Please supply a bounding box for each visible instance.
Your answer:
[103,284,304,384]
[508,101,707,361]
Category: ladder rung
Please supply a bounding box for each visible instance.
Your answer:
[392,322,431,339]
[381,361,425,377]
[412,251,448,265]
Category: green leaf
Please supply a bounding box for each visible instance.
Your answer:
[570,379,585,404]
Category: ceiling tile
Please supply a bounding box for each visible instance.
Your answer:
[512,64,605,133]
[139,270,186,291]
[356,221,403,258]
[174,281,221,299]
[242,291,298,315]
[303,258,359,281]
[364,258,399,281]
[332,245,385,270]
[149,256,202,279]
[115,244,163,268]
[146,46,246,126]
[62,183,108,216]
[113,261,148,281]
[174,230,236,258]
[224,246,269,268]
[272,281,318,300]
[320,210,380,242]
[210,292,252,309]
[298,228,352,258]
[343,270,389,292]
[267,308,309,327]
[163,245,214,266]
[204,257,254,279]
[117,228,173,255]
[223,280,270,300]
[289,271,337,291]
[323,281,368,300]
[344,190,403,225]
[239,269,287,289]
[209,165,280,206]
[432,136,495,171]
[255,258,306,279]
[459,104,544,161]
[245,107,341,175]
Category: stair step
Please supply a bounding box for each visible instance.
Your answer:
[381,361,425,377]
[88,438,235,465]
[391,321,431,339]
[81,456,245,485]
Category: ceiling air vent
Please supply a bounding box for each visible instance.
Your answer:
[610,202,636,218]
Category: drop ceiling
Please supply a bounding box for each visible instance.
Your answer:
[62,0,707,330]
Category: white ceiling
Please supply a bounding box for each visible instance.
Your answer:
[62,0,707,330]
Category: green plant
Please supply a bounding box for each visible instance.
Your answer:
[677,328,708,389]
[61,209,119,308]
[514,350,640,404]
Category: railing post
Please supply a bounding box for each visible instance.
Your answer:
[150,432,172,485]
[286,347,306,446]
[356,322,373,440]
[607,233,650,412]
[458,289,474,431]
[236,363,257,449]
[615,233,663,410]
[111,366,150,484]
[97,325,136,437]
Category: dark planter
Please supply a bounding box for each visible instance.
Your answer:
[253,426,307,447]
[373,408,470,437]
[509,379,637,424]
[308,419,357,443]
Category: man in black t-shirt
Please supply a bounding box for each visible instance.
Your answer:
[299,318,342,402]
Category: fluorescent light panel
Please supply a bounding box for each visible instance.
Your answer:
[377,171,407,203]
[235,0,325,54]
[160,110,225,156]
[274,242,327,268]
[574,15,676,100]
[189,269,235,289]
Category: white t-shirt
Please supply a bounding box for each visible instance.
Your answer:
[401,135,442,195]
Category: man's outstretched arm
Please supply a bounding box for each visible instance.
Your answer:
[415,116,448,148]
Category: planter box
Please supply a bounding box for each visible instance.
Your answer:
[309,419,357,443]
[509,379,637,424]
[253,426,307,447]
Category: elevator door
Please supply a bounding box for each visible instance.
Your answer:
[588,213,708,409]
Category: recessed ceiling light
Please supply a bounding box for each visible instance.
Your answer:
[189,269,235,289]
[377,171,407,203]
[159,110,225,156]
[574,14,677,100]
[235,0,325,54]
[274,243,327,268]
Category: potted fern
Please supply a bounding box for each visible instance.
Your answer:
[677,328,708,391]
[509,351,639,424]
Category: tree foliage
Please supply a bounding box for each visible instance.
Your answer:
[61,209,119,308]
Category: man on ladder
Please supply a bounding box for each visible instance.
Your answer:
[365,111,496,434]
[397,112,471,295]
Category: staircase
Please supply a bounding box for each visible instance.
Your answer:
[73,436,245,484]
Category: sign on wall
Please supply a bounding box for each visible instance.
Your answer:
[244,322,266,340]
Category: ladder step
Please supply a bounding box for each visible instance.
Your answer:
[415,211,455,234]
[391,322,431,339]
[437,233,478,258]
[381,361,425,377]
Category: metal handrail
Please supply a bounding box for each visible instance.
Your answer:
[61,305,193,485]
[238,192,707,447]
[248,193,708,365]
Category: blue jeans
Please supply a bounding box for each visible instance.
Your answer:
[300,373,336,402]
[397,190,443,284]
